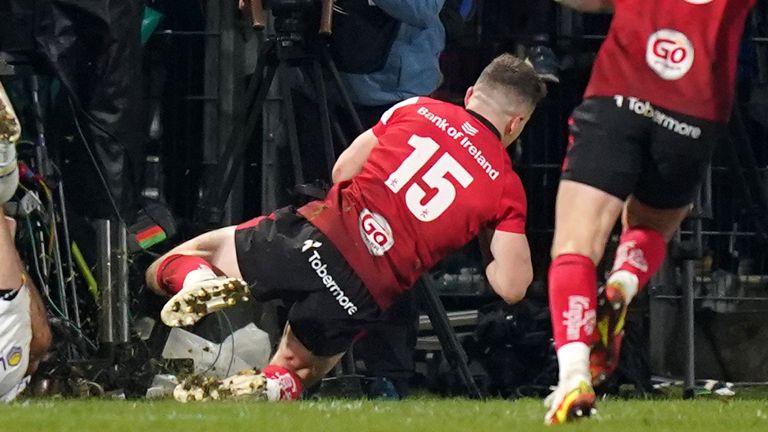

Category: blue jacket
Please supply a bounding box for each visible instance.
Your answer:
[342,0,446,107]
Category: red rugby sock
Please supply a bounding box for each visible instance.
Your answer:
[548,254,597,350]
[610,227,667,300]
[263,364,303,401]
[155,254,217,295]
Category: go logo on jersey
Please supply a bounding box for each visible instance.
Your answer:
[359,209,394,256]
[646,29,694,80]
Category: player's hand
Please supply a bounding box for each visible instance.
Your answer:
[239,0,246,11]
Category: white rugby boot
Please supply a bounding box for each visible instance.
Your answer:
[160,276,250,327]
[174,369,268,402]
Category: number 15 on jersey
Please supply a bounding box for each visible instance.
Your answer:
[385,134,474,222]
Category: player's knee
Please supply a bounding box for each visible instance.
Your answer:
[626,198,690,239]
[144,259,164,295]
[277,345,314,370]
[626,208,688,241]
[551,240,604,264]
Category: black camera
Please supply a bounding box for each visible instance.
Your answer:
[260,0,324,41]
[267,0,315,14]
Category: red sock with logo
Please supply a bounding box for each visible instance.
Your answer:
[610,227,667,300]
[155,254,218,296]
[548,254,597,350]
[262,364,302,401]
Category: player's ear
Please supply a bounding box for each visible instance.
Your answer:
[506,115,521,134]
[503,114,527,145]
[464,86,474,106]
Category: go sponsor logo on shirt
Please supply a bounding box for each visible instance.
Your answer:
[646,29,694,81]
[358,209,394,256]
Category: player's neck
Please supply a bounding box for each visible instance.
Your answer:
[464,105,503,140]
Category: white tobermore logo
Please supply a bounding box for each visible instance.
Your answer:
[646,29,694,80]
[302,240,322,252]
[358,209,394,256]
[304,244,358,316]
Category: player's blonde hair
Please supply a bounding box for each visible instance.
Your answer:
[473,54,547,116]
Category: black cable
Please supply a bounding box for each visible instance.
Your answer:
[192,311,239,378]
[64,91,119,144]
[197,311,236,378]
[218,311,238,377]
[197,326,225,377]
[22,213,98,352]
[67,97,128,227]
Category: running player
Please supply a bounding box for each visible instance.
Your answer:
[145,54,547,402]
[545,0,756,424]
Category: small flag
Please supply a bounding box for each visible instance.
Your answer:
[135,225,167,250]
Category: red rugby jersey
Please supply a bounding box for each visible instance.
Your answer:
[298,97,527,310]
[585,0,755,122]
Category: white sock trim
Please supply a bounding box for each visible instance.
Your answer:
[182,267,219,289]
[607,270,639,303]
[557,342,590,384]
[265,377,282,401]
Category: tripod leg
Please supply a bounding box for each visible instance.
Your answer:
[415,276,483,399]
[279,65,305,186]
[331,119,349,151]
[307,61,336,178]
[320,46,363,136]
[240,40,276,125]
[197,44,278,226]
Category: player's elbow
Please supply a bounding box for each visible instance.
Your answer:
[500,274,532,304]
[488,262,532,304]
[331,158,359,184]
[331,163,346,184]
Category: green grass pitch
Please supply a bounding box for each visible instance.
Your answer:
[4,397,768,432]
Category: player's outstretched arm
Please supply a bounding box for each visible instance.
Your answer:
[331,129,379,184]
[485,230,533,304]
[555,0,614,13]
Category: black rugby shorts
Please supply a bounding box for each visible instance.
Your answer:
[561,96,722,209]
[234,207,381,356]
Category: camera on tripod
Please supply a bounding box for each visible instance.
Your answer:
[196,0,353,227]
[267,0,315,14]
[246,0,333,36]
